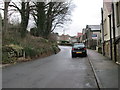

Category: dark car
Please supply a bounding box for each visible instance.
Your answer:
[71,43,87,58]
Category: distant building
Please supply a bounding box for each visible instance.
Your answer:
[81,28,86,44]
[82,25,101,50]
[76,33,83,42]
[58,34,71,42]
[70,36,77,43]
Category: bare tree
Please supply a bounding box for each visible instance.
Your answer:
[9,0,30,38]
[31,1,72,39]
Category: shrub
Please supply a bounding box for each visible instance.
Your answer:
[2,46,17,64]
[24,47,38,58]
[30,28,37,36]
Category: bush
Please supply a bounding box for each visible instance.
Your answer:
[30,28,37,36]
[2,29,60,64]
[24,47,38,58]
[2,47,17,64]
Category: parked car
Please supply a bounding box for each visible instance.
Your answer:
[71,43,87,58]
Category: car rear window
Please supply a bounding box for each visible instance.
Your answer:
[73,44,85,48]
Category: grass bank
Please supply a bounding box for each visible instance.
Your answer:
[2,30,60,64]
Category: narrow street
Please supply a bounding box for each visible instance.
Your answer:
[1,0,119,89]
[3,46,98,88]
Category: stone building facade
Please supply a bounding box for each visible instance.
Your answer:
[81,25,101,50]
[102,0,120,64]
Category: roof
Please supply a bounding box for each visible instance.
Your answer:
[77,33,82,36]
[87,25,100,31]
[77,33,83,38]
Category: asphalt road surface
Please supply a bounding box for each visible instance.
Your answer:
[3,46,98,88]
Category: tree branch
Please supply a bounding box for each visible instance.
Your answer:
[9,2,22,14]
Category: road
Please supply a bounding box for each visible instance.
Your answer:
[2,46,98,88]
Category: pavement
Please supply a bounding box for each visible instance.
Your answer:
[87,49,119,88]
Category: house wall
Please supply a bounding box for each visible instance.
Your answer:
[104,40,111,58]
[104,18,110,41]
[0,14,2,32]
[58,35,70,41]
[114,2,120,37]
[102,1,120,63]
[103,2,111,58]
[87,30,101,50]
[114,2,120,63]
[103,2,110,41]
[116,43,120,63]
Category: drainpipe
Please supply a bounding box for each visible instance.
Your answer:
[112,3,117,62]
[108,14,113,60]
[101,8,105,56]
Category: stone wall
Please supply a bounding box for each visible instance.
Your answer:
[104,39,120,63]
[88,39,97,50]
[116,42,120,63]
[104,41,110,58]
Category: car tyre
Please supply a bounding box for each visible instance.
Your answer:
[84,54,87,57]
[72,53,76,58]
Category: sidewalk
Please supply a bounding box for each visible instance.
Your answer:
[88,49,119,88]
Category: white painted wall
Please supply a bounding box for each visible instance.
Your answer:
[103,2,111,41]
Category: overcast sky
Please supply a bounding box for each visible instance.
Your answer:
[54,0,103,36]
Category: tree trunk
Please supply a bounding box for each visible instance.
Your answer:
[3,2,10,36]
[36,2,46,37]
[20,2,30,38]
[45,2,54,39]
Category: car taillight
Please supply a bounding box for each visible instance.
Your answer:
[84,48,86,50]
[72,48,74,50]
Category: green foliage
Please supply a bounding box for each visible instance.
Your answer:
[61,40,70,44]
[24,47,38,58]
[2,46,17,64]
[59,40,72,46]
[30,28,37,36]
[2,29,60,64]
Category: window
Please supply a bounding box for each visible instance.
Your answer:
[92,34,97,37]
[116,1,120,26]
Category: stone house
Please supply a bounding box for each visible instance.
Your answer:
[81,25,101,50]
[101,0,120,64]
[112,0,120,64]
[0,13,2,44]
[58,34,71,42]
[70,36,77,43]
[76,33,83,42]
[81,28,86,45]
